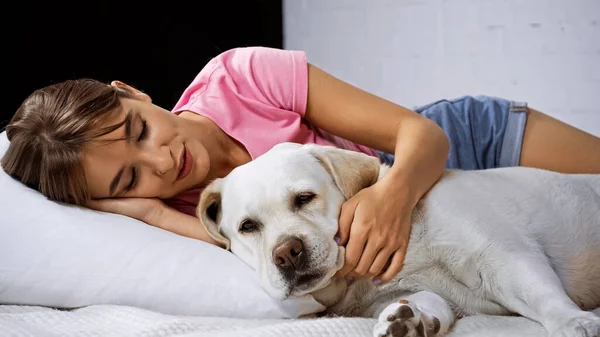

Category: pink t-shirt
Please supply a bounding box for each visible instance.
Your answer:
[165,46,378,216]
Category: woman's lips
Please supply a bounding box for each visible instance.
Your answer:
[176,145,193,181]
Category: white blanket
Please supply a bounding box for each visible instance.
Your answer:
[0,304,555,337]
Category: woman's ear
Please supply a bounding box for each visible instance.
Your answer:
[110,80,152,103]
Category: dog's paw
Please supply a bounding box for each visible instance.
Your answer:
[550,312,600,337]
[373,300,441,337]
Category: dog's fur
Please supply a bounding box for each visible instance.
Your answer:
[197,143,600,337]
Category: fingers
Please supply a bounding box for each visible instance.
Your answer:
[86,199,102,211]
[86,198,119,212]
[353,236,385,278]
[349,244,379,279]
[375,245,407,283]
[365,247,393,280]
[335,222,368,279]
[85,197,160,224]
[336,200,357,246]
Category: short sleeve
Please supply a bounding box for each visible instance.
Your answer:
[217,46,309,116]
[170,46,311,160]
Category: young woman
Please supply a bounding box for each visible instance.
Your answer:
[2,47,599,285]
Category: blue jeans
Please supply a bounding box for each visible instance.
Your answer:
[377,96,528,170]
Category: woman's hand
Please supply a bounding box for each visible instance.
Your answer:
[334,174,415,284]
[87,197,166,225]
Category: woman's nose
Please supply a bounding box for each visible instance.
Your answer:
[142,145,174,176]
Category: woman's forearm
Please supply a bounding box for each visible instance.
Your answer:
[149,205,224,247]
[385,118,449,205]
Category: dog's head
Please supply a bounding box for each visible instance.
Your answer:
[197,143,381,300]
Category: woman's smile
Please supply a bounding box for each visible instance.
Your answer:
[176,144,194,181]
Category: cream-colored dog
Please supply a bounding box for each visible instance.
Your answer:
[197,143,600,337]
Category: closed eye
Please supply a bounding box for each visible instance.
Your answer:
[125,117,147,192]
[125,167,137,191]
[138,117,148,141]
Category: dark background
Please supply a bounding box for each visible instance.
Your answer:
[2,0,283,129]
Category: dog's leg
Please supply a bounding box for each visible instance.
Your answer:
[492,254,600,337]
[372,291,455,337]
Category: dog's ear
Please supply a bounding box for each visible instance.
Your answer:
[196,178,231,250]
[306,145,381,200]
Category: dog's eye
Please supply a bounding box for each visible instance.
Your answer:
[239,219,258,233]
[294,192,316,208]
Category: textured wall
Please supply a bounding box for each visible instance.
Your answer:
[284,0,600,136]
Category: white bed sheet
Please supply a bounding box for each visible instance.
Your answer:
[0,304,553,337]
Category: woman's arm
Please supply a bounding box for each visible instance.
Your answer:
[88,198,224,247]
[304,64,450,282]
[150,204,224,247]
[304,64,449,202]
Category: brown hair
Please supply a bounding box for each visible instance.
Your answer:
[1,79,135,205]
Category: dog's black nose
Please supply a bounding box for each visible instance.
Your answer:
[272,237,306,271]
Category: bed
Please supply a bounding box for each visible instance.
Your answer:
[0,303,555,337]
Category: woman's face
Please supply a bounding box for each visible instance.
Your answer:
[83,83,210,200]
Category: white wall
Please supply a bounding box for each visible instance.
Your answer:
[284,0,600,137]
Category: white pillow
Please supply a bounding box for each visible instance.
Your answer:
[0,131,324,318]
